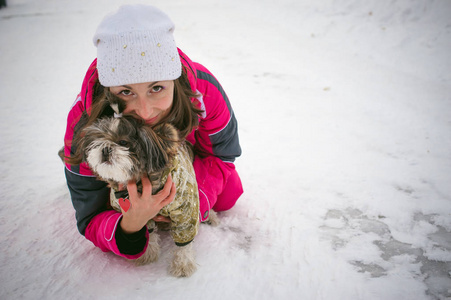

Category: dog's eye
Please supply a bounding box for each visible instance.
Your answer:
[118,140,129,147]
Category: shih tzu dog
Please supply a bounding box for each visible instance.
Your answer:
[77,92,204,277]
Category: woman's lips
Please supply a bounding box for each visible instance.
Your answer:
[145,115,159,125]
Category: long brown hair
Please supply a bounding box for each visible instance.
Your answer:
[66,66,203,165]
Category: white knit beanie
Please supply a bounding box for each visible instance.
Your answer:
[93,5,181,87]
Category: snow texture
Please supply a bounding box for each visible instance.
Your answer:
[1,0,450,299]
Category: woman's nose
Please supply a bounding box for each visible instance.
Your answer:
[133,95,153,120]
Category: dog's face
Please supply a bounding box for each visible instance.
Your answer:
[80,115,179,184]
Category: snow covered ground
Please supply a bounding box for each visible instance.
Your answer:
[1,0,450,299]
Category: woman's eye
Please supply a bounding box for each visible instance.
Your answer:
[119,90,132,96]
[118,140,129,147]
[151,85,164,93]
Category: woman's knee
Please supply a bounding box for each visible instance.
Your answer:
[213,170,243,211]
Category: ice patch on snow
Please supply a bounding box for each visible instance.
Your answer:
[321,209,451,299]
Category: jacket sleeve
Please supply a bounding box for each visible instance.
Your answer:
[189,63,242,221]
[65,167,109,235]
[192,63,241,162]
[65,168,148,259]
[85,210,148,259]
[166,164,200,246]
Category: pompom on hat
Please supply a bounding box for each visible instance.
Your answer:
[93,4,181,87]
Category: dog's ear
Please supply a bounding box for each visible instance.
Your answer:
[137,125,170,173]
[78,120,106,163]
[153,123,180,157]
[78,127,95,162]
[105,90,126,114]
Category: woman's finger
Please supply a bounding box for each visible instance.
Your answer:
[160,182,176,207]
[141,176,152,198]
[156,174,173,199]
[153,215,171,223]
[127,180,138,202]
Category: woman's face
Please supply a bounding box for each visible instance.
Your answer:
[109,81,174,125]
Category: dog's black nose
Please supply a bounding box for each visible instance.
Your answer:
[102,147,111,161]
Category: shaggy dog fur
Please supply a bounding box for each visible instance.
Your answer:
[77,100,203,277]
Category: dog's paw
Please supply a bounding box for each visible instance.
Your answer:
[133,231,160,265]
[169,243,197,277]
[205,210,220,227]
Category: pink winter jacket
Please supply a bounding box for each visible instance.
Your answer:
[63,49,241,259]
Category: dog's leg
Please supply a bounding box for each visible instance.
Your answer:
[133,226,160,265]
[205,209,220,227]
[168,242,197,277]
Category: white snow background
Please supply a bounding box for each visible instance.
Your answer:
[1,0,450,299]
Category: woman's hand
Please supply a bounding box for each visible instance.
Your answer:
[120,174,176,234]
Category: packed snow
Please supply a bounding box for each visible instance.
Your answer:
[1,0,450,299]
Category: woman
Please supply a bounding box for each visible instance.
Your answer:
[63,4,243,260]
